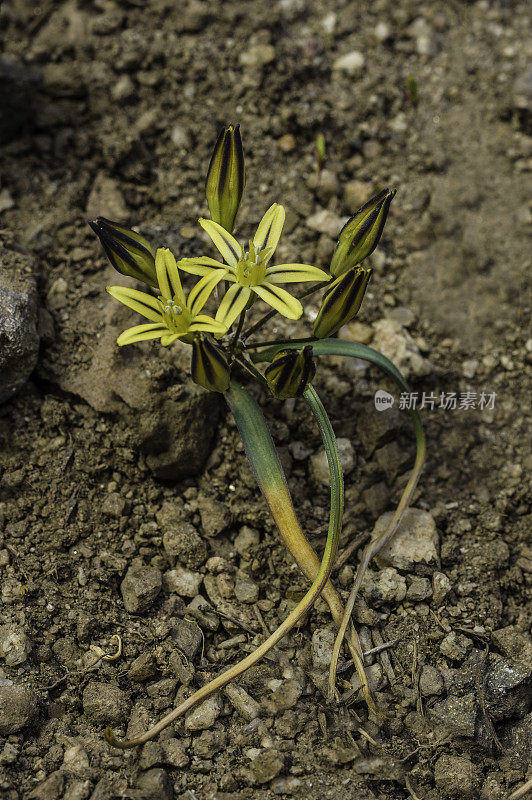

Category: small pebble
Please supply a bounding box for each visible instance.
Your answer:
[185,694,222,731]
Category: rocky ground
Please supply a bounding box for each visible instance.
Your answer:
[0,0,531,798]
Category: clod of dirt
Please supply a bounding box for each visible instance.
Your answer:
[120,563,162,613]
[434,754,479,798]
[197,494,232,536]
[160,514,207,569]
[375,508,440,574]
[135,767,173,800]
[0,683,38,734]
[248,749,285,785]
[363,567,407,606]
[0,244,39,404]
[0,624,31,666]
[372,318,432,378]
[419,665,445,697]
[82,680,130,726]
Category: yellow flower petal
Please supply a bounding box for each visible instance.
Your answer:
[253,283,302,320]
[189,316,228,335]
[215,283,252,329]
[265,263,330,283]
[160,333,182,346]
[116,323,168,346]
[155,248,184,301]
[177,256,228,276]
[187,270,227,316]
[107,286,163,323]
[253,203,285,254]
[199,218,241,267]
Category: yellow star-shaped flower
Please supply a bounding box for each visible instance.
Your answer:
[177,204,329,329]
[107,248,227,346]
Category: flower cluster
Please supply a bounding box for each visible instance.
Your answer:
[91,124,394,396]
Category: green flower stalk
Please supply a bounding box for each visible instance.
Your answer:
[178,203,328,328]
[329,188,396,277]
[89,217,157,287]
[313,266,373,338]
[265,345,316,399]
[107,248,227,346]
[206,124,245,234]
[191,333,231,393]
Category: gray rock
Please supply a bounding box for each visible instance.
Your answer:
[224,683,261,721]
[135,768,173,800]
[332,51,365,74]
[198,495,231,536]
[305,209,346,238]
[0,683,38,734]
[0,245,39,404]
[249,749,284,785]
[363,568,407,606]
[82,680,130,725]
[234,574,259,603]
[466,650,531,723]
[192,729,227,758]
[184,694,222,731]
[375,508,439,574]
[419,665,444,696]
[170,618,203,660]
[428,692,477,738]
[163,566,202,597]
[0,624,31,665]
[121,564,162,613]
[432,571,452,605]
[434,754,479,799]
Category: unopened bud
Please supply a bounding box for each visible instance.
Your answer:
[265,346,316,399]
[329,188,395,277]
[89,217,157,287]
[206,124,245,234]
[313,267,372,339]
[191,334,231,393]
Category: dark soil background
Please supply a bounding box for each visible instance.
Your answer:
[0,1,531,799]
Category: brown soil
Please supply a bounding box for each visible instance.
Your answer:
[0,1,530,799]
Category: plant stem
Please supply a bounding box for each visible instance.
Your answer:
[244,336,317,350]
[229,310,246,355]
[242,281,330,340]
[105,382,343,749]
[226,382,374,712]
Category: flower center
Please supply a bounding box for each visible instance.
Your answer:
[236,240,267,287]
[159,297,192,333]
